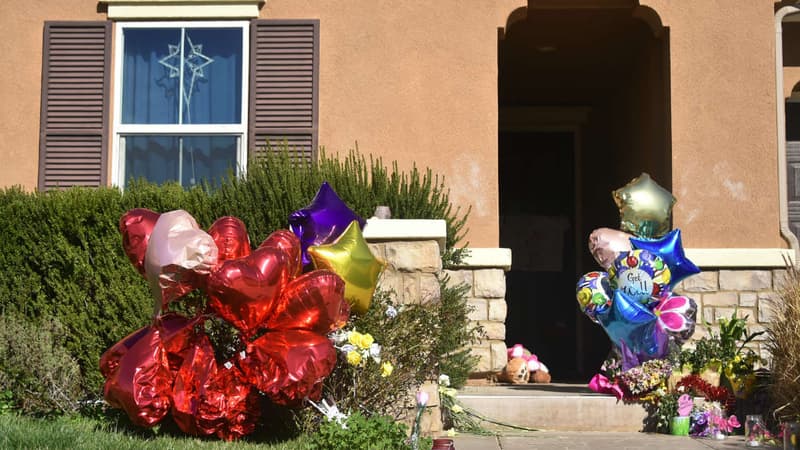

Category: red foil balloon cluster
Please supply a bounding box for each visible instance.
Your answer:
[105,210,350,440]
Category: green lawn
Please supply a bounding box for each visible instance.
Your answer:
[0,414,310,450]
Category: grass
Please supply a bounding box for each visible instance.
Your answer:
[0,414,311,450]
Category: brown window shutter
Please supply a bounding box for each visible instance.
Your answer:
[788,141,800,238]
[249,19,319,165]
[38,21,111,190]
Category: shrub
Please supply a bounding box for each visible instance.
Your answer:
[0,146,471,409]
[0,314,82,415]
[307,411,430,450]
[766,269,800,421]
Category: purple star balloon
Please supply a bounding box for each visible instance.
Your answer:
[289,182,366,267]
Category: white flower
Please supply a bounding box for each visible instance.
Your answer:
[308,398,349,429]
[369,342,382,363]
[385,305,398,318]
[329,330,351,345]
[438,374,451,387]
[339,343,356,354]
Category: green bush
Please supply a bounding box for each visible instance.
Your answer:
[0,147,470,410]
[307,411,430,450]
[0,314,83,415]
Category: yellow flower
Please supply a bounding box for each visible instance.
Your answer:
[348,331,375,349]
[451,404,463,414]
[440,387,458,398]
[446,428,457,437]
[381,361,394,377]
[347,350,362,366]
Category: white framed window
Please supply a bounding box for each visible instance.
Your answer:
[111,21,249,188]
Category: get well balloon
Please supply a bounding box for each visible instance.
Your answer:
[608,249,671,306]
[308,220,385,314]
[612,173,676,238]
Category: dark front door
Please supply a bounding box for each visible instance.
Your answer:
[500,131,585,380]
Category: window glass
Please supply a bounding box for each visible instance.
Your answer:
[121,27,242,125]
[124,135,238,186]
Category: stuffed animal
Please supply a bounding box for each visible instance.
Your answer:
[506,344,551,384]
[497,357,529,384]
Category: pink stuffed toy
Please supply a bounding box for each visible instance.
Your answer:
[507,344,551,383]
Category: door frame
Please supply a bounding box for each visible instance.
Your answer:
[498,106,589,374]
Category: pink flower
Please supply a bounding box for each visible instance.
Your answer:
[416,390,429,407]
[653,295,693,333]
[678,394,693,417]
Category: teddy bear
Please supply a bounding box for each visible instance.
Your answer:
[497,357,530,384]
[505,344,551,384]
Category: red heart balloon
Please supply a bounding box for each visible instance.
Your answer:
[206,246,292,335]
[209,216,251,263]
[119,208,160,276]
[239,329,337,406]
[266,270,348,335]
[259,229,302,278]
[198,362,260,441]
[171,332,218,437]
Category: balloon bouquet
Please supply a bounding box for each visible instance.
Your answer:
[101,182,384,440]
[576,173,701,376]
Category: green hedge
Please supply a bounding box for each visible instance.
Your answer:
[0,149,469,398]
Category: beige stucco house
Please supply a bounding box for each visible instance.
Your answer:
[2,0,799,380]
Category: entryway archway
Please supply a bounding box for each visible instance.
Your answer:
[498,1,671,381]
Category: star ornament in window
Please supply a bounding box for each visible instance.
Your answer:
[157,33,214,103]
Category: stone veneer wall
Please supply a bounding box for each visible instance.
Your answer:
[444,267,509,373]
[674,269,787,363]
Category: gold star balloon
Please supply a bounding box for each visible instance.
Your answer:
[308,220,385,314]
[613,173,676,239]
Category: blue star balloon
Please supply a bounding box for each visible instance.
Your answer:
[597,290,669,370]
[289,182,366,268]
[630,228,700,289]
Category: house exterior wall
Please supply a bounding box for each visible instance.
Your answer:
[0,0,789,251]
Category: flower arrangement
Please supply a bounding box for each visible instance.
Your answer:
[679,309,763,397]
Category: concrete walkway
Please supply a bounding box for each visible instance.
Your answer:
[447,431,776,449]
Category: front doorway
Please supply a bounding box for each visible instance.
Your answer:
[498,2,671,381]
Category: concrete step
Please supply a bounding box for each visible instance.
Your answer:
[457,383,647,432]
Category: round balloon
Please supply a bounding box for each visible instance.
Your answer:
[576,271,612,322]
[608,249,671,305]
[588,227,633,269]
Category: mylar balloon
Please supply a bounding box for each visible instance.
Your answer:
[266,270,349,335]
[119,208,161,276]
[239,329,337,406]
[630,229,700,288]
[596,290,669,370]
[308,220,385,314]
[608,249,671,305]
[653,294,697,343]
[208,216,251,263]
[144,210,219,315]
[612,173,676,238]
[288,182,366,267]
[259,229,303,278]
[588,227,633,270]
[101,325,173,427]
[206,246,292,336]
[576,271,612,323]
